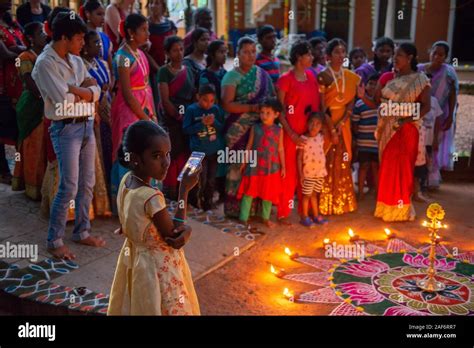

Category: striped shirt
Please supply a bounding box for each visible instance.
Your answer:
[256,53,280,83]
[352,97,378,153]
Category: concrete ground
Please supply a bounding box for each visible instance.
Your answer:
[0,183,255,302]
[4,181,472,315]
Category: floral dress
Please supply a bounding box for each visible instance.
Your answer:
[237,123,282,204]
[108,172,200,315]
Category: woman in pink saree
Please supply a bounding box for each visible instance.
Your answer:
[111,14,155,213]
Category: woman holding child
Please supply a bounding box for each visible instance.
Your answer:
[276,40,322,225]
[221,37,274,218]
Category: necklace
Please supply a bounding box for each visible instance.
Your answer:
[86,58,109,89]
[130,174,155,188]
[328,65,345,102]
[125,43,148,84]
[167,62,183,73]
[294,69,307,82]
[191,53,206,69]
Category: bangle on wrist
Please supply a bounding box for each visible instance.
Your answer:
[173,217,186,223]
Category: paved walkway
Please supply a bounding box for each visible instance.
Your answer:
[0,183,256,315]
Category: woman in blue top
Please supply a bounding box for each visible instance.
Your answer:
[82,30,113,188]
[199,40,227,102]
[80,30,113,216]
[81,0,113,80]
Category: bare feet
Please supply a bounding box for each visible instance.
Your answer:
[74,236,106,247]
[413,192,431,203]
[241,220,261,233]
[278,217,292,226]
[47,245,76,260]
[239,219,248,226]
[262,219,275,228]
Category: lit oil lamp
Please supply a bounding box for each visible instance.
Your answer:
[416,203,449,292]
[270,264,286,278]
[283,287,295,302]
[348,228,359,242]
[323,238,331,248]
[384,228,396,239]
[284,247,299,260]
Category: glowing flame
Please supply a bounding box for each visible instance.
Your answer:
[284,247,292,256]
[323,238,330,244]
[283,288,293,298]
[270,265,276,274]
[384,228,391,236]
[422,221,428,227]
[443,224,448,228]
[348,229,355,237]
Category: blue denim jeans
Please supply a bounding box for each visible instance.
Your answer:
[47,119,96,249]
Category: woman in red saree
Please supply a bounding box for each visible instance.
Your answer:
[0,0,25,184]
[374,43,431,222]
[276,40,321,224]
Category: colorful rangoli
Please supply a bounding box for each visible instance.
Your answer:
[281,239,474,316]
[0,259,109,315]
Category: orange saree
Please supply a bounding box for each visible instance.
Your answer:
[319,68,360,215]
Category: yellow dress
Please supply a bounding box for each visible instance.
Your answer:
[107,172,200,315]
[319,68,360,215]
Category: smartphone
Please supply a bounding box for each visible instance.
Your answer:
[177,151,205,181]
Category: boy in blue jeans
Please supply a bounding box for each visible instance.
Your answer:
[32,12,104,259]
[183,84,224,211]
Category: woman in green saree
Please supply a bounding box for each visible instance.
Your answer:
[221,37,275,218]
[12,22,47,200]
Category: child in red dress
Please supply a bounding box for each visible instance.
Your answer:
[237,98,286,227]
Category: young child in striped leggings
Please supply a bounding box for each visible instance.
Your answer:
[297,112,328,228]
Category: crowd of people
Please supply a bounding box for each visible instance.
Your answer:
[0,0,459,315]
